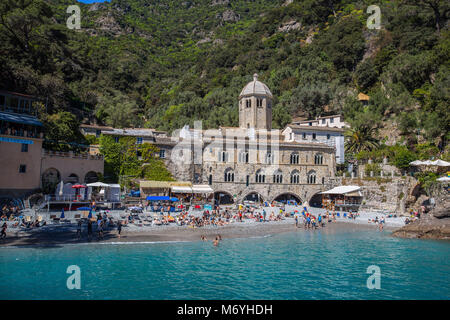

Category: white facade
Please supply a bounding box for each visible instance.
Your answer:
[292,115,348,129]
[282,126,345,164]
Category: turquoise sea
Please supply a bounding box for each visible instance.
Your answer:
[0,228,449,300]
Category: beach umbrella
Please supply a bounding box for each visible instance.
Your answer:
[72,184,86,189]
[437,176,450,182]
[432,160,450,167]
[88,209,92,219]
[60,208,65,219]
[76,207,91,211]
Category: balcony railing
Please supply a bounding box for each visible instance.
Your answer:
[42,149,103,160]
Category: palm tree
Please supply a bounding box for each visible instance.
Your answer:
[345,126,380,154]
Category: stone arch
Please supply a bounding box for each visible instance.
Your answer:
[214,191,235,205]
[242,191,265,203]
[309,192,324,208]
[272,192,302,204]
[84,171,99,184]
[41,168,61,194]
[67,173,79,183]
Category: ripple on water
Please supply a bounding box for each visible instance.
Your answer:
[0,229,449,299]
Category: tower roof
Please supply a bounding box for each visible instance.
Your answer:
[239,73,273,99]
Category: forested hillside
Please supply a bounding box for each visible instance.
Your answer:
[1,0,449,156]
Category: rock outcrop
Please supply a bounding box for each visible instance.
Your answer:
[216,9,240,22]
[392,196,450,240]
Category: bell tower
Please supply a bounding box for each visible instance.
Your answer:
[239,74,273,130]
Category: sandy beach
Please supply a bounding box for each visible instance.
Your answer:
[0,216,397,247]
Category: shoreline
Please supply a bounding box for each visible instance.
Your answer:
[0,220,396,248]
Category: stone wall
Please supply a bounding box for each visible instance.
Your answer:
[333,176,422,213]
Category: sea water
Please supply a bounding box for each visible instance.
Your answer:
[0,228,449,299]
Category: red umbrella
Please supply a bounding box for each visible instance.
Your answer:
[72,184,86,188]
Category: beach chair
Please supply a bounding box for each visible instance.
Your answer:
[343,213,347,218]
[25,216,32,223]
[337,213,340,217]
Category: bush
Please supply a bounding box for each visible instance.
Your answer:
[393,147,417,169]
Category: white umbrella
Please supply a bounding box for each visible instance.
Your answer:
[409,160,424,166]
[437,176,450,182]
[86,182,110,187]
[432,160,450,167]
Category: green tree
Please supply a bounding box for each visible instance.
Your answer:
[345,126,380,154]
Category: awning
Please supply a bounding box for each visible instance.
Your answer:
[146,196,179,201]
[192,185,214,194]
[0,112,42,126]
[410,160,450,167]
[140,181,172,189]
[86,182,110,187]
[321,186,361,195]
[171,186,193,193]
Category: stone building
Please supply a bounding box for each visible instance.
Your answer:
[159,74,337,204]
[78,75,338,205]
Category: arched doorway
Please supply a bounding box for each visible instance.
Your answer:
[67,173,79,183]
[41,168,61,194]
[214,191,234,205]
[84,171,99,184]
[309,193,323,208]
[243,192,264,204]
[273,193,302,205]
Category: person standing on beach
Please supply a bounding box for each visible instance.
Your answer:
[76,220,82,239]
[1,222,7,239]
[87,220,93,240]
[295,215,298,228]
[117,220,122,239]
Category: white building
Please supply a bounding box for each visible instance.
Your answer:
[282,115,347,164]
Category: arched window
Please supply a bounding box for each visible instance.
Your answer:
[307,170,317,184]
[257,98,263,107]
[314,153,323,165]
[218,151,228,162]
[246,99,251,108]
[273,169,283,184]
[239,151,249,163]
[256,169,265,184]
[224,168,235,182]
[290,170,300,184]
[265,152,274,164]
[290,152,299,164]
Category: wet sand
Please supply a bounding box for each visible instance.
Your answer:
[0,220,394,247]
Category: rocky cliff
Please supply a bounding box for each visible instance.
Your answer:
[392,196,450,240]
